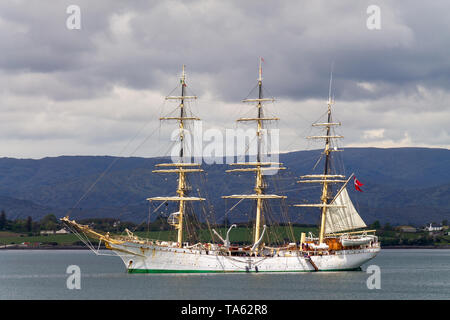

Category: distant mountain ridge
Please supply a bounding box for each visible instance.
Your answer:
[0,147,448,226]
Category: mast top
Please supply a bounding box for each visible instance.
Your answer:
[181,64,186,86]
[258,57,263,82]
[327,66,334,110]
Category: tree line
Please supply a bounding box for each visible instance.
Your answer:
[0,210,61,234]
[0,210,320,235]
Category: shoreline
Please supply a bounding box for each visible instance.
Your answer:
[381,245,450,249]
[1,245,449,250]
[0,245,106,250]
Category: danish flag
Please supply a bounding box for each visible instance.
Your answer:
[354,177,364,192]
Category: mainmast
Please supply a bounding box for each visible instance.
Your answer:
[223,58,286,250]
[147,65,205,247]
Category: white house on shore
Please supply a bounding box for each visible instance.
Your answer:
[424,223,443,232]
[397,226,417,233]
[56,228,70,234]
[40,228,71,235]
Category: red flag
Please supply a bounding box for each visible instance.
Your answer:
[354,177,364,192]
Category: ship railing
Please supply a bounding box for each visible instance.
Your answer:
[326,229,377,237]
[115,235,180,247]
[183,242,205,249]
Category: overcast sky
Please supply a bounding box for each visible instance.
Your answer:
[0,0,449,159]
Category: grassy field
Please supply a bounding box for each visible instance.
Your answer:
[377,230,450,246]
[0,231,81,245]
[134,226,319,244]
[0,226,319,246]
[1,228,448,247]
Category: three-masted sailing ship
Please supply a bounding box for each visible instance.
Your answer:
[62,61,380,273]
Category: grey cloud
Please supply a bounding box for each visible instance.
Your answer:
[0,0,448,158]
[1,0,449,102]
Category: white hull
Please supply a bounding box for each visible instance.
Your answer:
[108,242,380,273]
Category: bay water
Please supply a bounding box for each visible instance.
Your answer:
[0,249,448,300]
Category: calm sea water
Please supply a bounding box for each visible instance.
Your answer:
[0,249,448,300]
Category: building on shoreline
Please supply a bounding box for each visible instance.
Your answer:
[397,226,417,233]
[423,223,443,232]
[40,228,71,235]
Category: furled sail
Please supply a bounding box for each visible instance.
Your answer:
[325,187,367,234]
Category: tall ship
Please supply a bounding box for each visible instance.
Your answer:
[62,61,380,272]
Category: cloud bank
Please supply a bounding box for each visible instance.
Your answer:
[0,0,449,158]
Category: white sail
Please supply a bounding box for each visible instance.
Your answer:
[325,188,367,234]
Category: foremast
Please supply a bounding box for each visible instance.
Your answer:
[223,58,286,250]
[294,74,346,245]
[316,97,344,244]
[147,65,205,247]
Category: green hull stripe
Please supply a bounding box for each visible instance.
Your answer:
[127,267,361,274]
